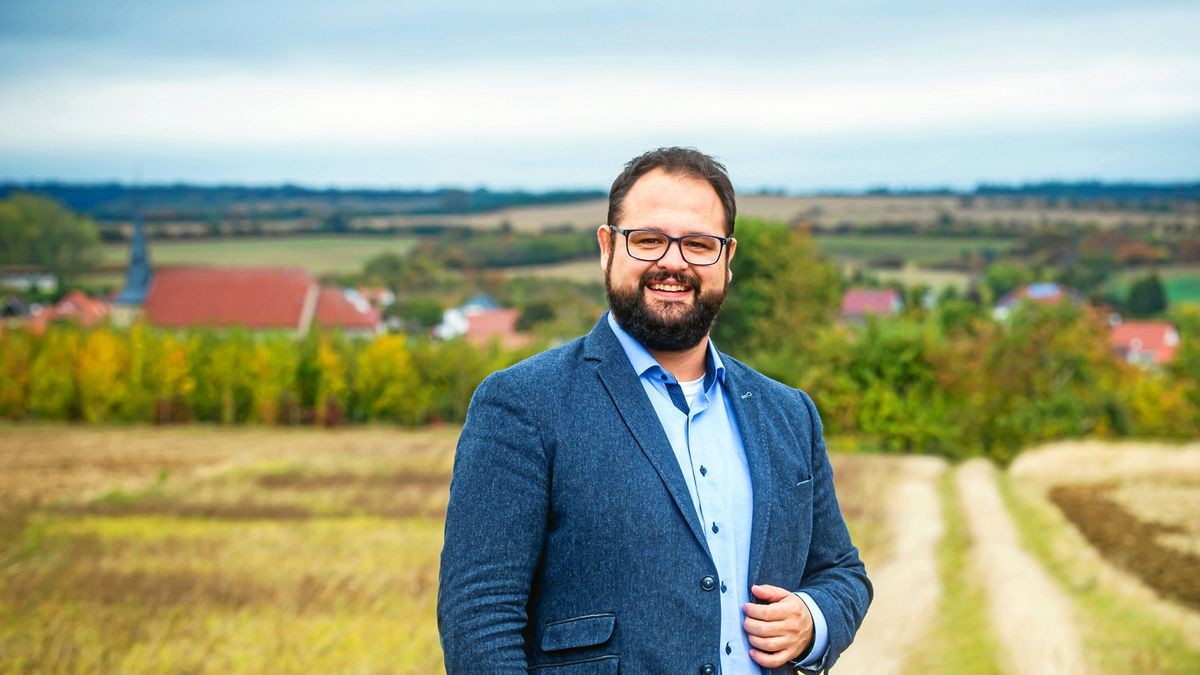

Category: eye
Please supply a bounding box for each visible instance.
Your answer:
[629,231,667,248]
[684,236,719,252]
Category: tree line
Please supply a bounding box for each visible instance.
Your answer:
[0,326,531,427]
[3,216,1197,463]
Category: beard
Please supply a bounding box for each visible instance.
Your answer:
[605,264,728,352]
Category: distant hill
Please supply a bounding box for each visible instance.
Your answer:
[1,181,1195,223]
[0,183,606,222]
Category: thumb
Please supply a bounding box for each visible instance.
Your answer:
[750,584,792,603]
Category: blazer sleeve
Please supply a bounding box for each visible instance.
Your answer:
[795,389,873,672]
[437,371,549,673]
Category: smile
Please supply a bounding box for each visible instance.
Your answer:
[647,282,690,292]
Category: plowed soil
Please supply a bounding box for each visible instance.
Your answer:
[1050,482,1200,611]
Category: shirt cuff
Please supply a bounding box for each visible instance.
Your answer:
[792,591,829,669]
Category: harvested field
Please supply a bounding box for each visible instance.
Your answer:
[3,429,1199,673]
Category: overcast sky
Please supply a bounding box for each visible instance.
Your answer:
[1,0,1197,191]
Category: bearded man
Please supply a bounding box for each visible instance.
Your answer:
[438,147,871,674]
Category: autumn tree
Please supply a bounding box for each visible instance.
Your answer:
[355,334,429,424]
[713,218,840,361]
[0,194,100,283]
[1127,273,1167,316]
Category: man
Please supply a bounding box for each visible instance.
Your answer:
[438,147,870,674]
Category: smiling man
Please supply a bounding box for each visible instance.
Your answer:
[438,147,871,674]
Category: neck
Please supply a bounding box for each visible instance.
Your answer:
[649,337,709,382]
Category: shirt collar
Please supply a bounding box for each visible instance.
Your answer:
[606,311,726,391]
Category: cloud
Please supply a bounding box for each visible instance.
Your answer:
[1,53,1196,152]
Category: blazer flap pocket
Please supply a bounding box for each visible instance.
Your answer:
[541,613,616,652]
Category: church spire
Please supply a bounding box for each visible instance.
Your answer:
[115,213,152,305]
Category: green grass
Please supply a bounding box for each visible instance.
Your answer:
[998,474,1200,674]
[813,235,1015,265]
[100,235,417,277]
[901,469,1004,675]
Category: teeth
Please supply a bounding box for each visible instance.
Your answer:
[650,283,687,291]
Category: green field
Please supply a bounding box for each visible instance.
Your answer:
[813,235,1015,265]
[1104,266,1200,306]
[101,236,417,277]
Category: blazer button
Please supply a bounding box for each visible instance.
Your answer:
[700,664,716,675]
[700,575,716,591]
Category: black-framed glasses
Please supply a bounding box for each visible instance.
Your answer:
[608,225,731,266]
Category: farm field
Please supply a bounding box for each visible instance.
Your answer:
[92,232,999,288]
[99,235,417,277]
[812,234,1014,265]
[1104,265,1200,306]
[1,428,1197,673]
[354,195,1200,233]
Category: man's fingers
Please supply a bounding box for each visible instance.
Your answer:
[749,648,790,669]
[742,601,784,622]
[750,583,791,603]
[743,616,777,637]
[747,633,791,653]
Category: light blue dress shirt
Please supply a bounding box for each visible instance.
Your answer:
[607,313,828,673]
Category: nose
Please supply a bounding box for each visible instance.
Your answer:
[655,238,690,270]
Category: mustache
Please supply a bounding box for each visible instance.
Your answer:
[639,270,700,291]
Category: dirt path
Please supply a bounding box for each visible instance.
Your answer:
[835,456,946,675]
[956,458,1086,675]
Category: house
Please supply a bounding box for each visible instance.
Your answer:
[462,307,533,349]
[434,296,532,349]
[841,288,901,323]
[992,282,1082,321]
[1110,320,1180,366]
[27,289,111,332]
[142,266,380,336]
[356,286,396,309]
[111,216,380,335]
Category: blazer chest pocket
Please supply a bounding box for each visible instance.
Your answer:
[541,613,616,652]
[779,475,814,521]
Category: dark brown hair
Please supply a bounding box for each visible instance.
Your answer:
[606,147,737,236]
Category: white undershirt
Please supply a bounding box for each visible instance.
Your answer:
[678,375,705,408]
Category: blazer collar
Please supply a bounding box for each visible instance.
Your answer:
[721,360,779,584]
[585,314,712,556]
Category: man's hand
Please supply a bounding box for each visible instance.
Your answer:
[742,583,814,669]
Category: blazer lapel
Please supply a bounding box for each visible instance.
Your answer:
[722,360,778,584]
[586,319,711,557]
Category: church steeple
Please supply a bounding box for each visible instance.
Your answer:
[115,214,152,305]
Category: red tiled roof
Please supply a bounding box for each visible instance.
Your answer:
[841,289,900,317]
[464,308,532,349]
[28,290,110,332]
[314,287,380,332]
[144,266,313,330]
[1110,321,1180,365]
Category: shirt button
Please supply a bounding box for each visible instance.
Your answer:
[699,465,707,476]
[700,664,716,675]
[721,581,727,593]
[700,575,716,591]
[711,522,719,534]
[725,641,732,655]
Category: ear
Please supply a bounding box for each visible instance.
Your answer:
[597,224,613,272]
[726,237,737,283]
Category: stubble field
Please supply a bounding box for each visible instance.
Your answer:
[1,427,1197,673]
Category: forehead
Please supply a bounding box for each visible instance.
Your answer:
[620,168,724,234]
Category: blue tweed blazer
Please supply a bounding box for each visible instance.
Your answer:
[438,316,871,674]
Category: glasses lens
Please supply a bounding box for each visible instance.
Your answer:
[680,236,722,264]
[626,230,668,260]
